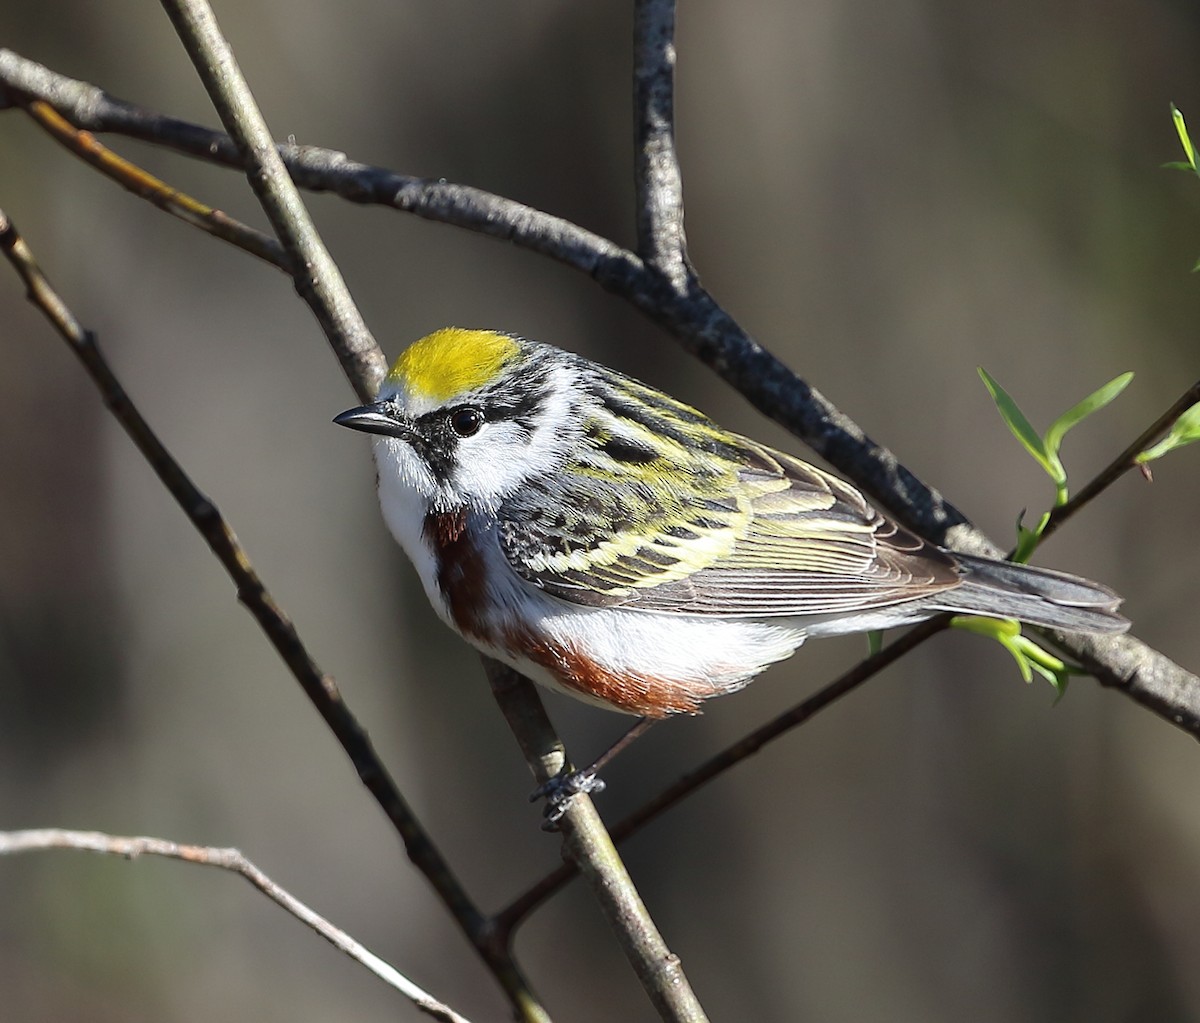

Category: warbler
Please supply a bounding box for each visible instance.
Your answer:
[335,328,1128,719]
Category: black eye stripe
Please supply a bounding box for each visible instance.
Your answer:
[408,390,542,484]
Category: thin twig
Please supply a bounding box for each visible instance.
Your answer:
[153,4,383,401]
[0,206,510,1011]
[25,98,286,267]
[1040,378,1200,543]
[0,829,473,1023]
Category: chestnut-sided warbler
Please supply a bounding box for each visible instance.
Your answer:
[335,328,1128,719]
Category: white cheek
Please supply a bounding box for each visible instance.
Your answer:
[450,428,537,504]
[450,365,576,503]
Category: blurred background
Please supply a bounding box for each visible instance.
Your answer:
[2,2,1199,1020]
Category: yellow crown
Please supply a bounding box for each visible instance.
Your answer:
[387,328,519,402]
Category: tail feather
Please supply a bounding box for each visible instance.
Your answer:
[937,554,1129,634]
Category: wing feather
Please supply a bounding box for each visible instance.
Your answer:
[497,414,962,618]
[494,358,962,616]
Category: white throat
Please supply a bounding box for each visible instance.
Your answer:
[371,436,450,620]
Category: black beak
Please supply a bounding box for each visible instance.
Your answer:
[333,401,415,441]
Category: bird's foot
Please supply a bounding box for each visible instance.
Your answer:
[531,768,607,830]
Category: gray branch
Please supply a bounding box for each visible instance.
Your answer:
[156,0,383,402]
[0,829,473,1023]
[633,0,688,284]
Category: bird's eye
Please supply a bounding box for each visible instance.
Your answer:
[449,406,485,437]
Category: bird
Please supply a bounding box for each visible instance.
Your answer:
[334,327,1129,727]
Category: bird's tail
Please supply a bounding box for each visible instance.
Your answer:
[936,554,1129,634]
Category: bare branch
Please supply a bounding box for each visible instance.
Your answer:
[0,49,640,286]
[24,98,286,267]
[1040,379,1200,543]
[484,663,710,1023]
[633,0,688,283]
[0,829,474,1023]
[155,2,383,401]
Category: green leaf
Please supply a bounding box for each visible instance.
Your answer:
[950,615,1079,696]
[1163,160,1197,172]
[1043,372,1134,503]
[980,369,1133,511]
[1013,509,1051,564]
[978,367,1055,477]
[1006,633,1079,699]
[1136,400,1200,463]
[1175,401,1200,440]
[1172,103,1196,170]
[1045,373,1133,454]
[952,615,1022,641]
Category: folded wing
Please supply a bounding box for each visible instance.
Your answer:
[498,437,963,618]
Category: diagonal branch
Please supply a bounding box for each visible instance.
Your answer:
[0,829,474,1023]
[154,4,384,402]
[0,206,542,1020]
[24,98,285,267]
[484,663,709,1022]
[1040,379,1200,544]
[0,49,641,285]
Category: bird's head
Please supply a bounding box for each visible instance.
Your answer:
[334,328,580,511]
